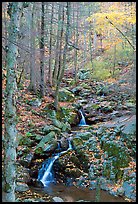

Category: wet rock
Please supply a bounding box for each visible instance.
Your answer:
[44,140,58,153]
[52,196,64,202]
[89,180,97,190]
[21,198,46,202]
[60,137,69,150]
[15,182,29,192]
[27,178,44,188]
[117,187,124,196]
[35,131,56,154]
[123,181,135,199]
[19,152,34,168]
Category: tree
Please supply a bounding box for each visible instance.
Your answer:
[39,2,45,97]
[54,2,71,110]
[2,2,23,202]
[28,2,36,92]
[48,2,54,86]
[52,2,63,86]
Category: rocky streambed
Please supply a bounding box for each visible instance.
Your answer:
[16,79,136,202]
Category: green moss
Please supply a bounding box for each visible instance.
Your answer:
[102,141,130,181]
[4,183,11,192]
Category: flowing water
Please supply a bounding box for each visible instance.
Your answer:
[35,113,128,202]
[37,140,72,187]
[78,109,88,126]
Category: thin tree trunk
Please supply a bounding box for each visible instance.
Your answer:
[48,2,54,86]
[2,2,23,202]
[113,44,116,77]
[39,2,45,97]
[52,3,62,86]
[74,3,79,83]
[29,3,36,92]
[54,2,71,110]
[88,7,93,70]
[54,4,64,110]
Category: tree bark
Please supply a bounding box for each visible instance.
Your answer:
[39,2,45,97]
[54,2,71,110]
[74,3,79,84]
[52,2,62,86]
[28,3,36,92]
[48,2,54,86]
[2,2,23,202]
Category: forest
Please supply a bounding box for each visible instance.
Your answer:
[2,2,136,202]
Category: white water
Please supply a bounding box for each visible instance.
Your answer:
[38,140,72,187]
[78,110,88,126]
[40,155,60,186]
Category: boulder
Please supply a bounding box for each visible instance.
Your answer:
[58,88,75,102]
[35,131,56,154]
[19,152,34,168]
[76,132,92,140]
[43,125,61,134]
[15,182,29,192]
[52,196,64,202]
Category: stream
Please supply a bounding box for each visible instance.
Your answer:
[28,112,129,202]
[29,183,127,202]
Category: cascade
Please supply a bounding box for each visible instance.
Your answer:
[78,109,88,126]
[37,140,72,187]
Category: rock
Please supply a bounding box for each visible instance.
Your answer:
[19,136,34,147]
[52,196,64,202]
[76,132,92,140]
[123,181,135,199]
[121,115,136,141]
[43,125,61,134]
[117,187,125,196]
[61,122,71,132]
[36,132,56,150]
[19,152,34,168]
[44,140,58,153]
[35,131,56,154]
[58,88,75,102]
[60,137,69,150]
[27,98,42,107]
[89,180,97,190]
[15,182,29,192]
[72,137,84,149]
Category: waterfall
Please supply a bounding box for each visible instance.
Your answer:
[78,110,88,126]
[38,140,72,187]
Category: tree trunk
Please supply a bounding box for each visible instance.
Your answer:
[2,2,23,202]
[52,3,62,86]
[88,7,93,70]
[28,3,36,92]
[48,2,54,86]
[39,2,45,97]
[112,44,116,77]
[54,2,71,110]
[74,3,79,84]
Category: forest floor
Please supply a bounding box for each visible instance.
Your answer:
[2,65,136,202]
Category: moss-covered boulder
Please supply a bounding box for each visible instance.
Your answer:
[35,131,56,155]
[43,125,61,134]
[72,137,84,149]
[57,107,79,126]
[58,88,75,102]
[102,140,131,180]
[76,132,92,140]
